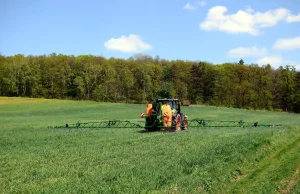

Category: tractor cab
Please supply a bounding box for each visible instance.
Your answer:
[155,99,181,115]
[143,98,188,132]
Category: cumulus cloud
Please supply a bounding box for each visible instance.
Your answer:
[184,3,196,10]
[184,1,205,10]
[255,56,300,70]
[200,6,300,35]
[273,36,300,50]
[228,46,268,58]
[197,1,206,7]
[255,56,284,66]
[287,13,300,22]
[104,34,152,53]
[245,6,253,14]
[294,64,300,71]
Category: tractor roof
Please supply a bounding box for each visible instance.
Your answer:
[156,98,180,102]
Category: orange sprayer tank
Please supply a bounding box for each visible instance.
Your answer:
[161,104,172,127]
[146,104,152,116]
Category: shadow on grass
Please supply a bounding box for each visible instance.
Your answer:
[137,129,189,133]
[137,130,162,133]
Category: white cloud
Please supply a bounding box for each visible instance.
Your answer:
[245,6,253,14]
[200,6,300,35]
[255,56,284,66]
[228,46,268,58]
[255,56,300,70]
[273,36,300,50]
[196,1,206,7]
[287,13,300,22]
[286,61,300,71]
[184,1,205,10]
[294,64,300,71]
[104,34,152,53]
[183,3,196,10]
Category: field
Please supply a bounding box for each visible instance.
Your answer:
[1,97,300,193]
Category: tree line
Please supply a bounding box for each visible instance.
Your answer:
[0,53,299,113]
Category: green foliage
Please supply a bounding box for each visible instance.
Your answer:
[0,54,299,112]
[239,58,244,65]
[0,97,300,193]
[294,72,300,113]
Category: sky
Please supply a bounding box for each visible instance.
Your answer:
[1,0,300,70]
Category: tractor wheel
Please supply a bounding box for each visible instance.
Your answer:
[182,115,188,130]
[175,114,181,131]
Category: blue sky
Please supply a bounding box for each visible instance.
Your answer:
[1,0,300,70]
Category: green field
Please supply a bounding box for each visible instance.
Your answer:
[1,97,300,193]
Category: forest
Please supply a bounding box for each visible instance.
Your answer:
[0,53,299,113]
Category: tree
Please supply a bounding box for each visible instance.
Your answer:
[0,54,6,96]
[113,60,135,101]
[74,55,103,99]
[93,62,116,102]
[169,61,190,100]
[189,61,216,104]
[279,65,296,112]
[2,55,26,96]
[239,59,244,65]
[0,53,299,113]
[293,71,300,113]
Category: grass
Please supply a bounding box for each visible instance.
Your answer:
[0,97,300,193]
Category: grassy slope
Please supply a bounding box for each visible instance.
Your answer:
[0,97,299,193]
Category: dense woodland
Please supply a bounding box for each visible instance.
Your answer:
[0,53,300,113]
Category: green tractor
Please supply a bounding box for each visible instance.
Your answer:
[141,98,188,132]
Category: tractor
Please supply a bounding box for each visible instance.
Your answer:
[49,100,282,130]
[141,98,188,132]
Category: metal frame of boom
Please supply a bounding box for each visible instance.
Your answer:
[48,119,282,129]
[183,119,282,128]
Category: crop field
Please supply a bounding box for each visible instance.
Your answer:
[1,97,300,193]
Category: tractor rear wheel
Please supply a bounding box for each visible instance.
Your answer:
[175,114,181,131]
[182,115,188,130]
